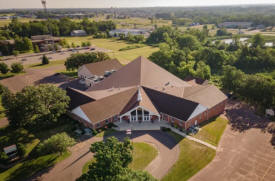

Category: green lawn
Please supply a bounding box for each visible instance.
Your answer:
[82,142,158,174]
[82,159,95,174]
[0,151,71,181]
[26,59,65,69]
[162,136,216,181]
[193,116,228,146]
[64,37,159,64]
[0,117,77,180]
[0,95,5,119]
[128,142,158,171]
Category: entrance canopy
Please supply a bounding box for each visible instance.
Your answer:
[120,106,160,122]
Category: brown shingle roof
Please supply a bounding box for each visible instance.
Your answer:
[72,56,227,123]
[80,88,137,124]
[83,59,123,76]
[143,86,199,121]
[183,85,228,108]
[66,87,95,110]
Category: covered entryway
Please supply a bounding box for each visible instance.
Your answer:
[119,106,160,123]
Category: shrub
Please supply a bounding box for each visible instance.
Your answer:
[0,151,9,165]
[36,132,75,155]
[92,129,98,135]
[42,55,49,65]
[11,63,24,73]
[34,45,40,53]
[0,62,9,74]
[17,143,26,158]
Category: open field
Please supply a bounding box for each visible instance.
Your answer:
[193,116,228,146]
[64,37,159,64]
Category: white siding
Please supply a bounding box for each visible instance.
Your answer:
[72,107,92,123]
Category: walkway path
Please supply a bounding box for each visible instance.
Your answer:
[32,130,180,181]
[32,137,102,181]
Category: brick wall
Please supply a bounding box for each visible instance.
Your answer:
[185,100,227,129]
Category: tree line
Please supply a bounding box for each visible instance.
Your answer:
[147,26,275,109]
[0,17,115,39]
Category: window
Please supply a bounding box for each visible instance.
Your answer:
[105,119,109,123]
[96,123,100,128]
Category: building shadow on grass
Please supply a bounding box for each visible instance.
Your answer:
[104,130,181,150]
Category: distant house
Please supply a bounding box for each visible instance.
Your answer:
[109,29,150,37]
[78,59,123,87]
[31,35,60,52]
[71,30,87,36]
[218,22,252,29]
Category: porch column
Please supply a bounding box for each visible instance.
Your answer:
[130,115,132,123]
[142,109,144,122]
[158,115,160,122]
[136,109,138,122]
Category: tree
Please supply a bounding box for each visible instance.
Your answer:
[2,84,70,128]
[251,34,265,48]
[34,45,40,53]
[77,137,156,181]
[195,61,211,80]
[65,52,110,70]
[42,54,49,65]
[11,62,23,73]
[177,34,200,50]
[36,132,76,155]
[0,62,9,74]
[12,50,19,59]
[216,28,231,36]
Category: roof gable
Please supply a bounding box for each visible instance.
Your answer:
[143,86,199,121]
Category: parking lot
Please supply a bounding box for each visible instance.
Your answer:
[190,101,275,181]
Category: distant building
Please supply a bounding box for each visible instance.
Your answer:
[78,59,123,87]
[0,16,9,20]
[31,35,60,52]
[109,29,150,37]
[265,42,274,47]
[189,22,200,27]
[71,30,87,36]
[218,22,252,29]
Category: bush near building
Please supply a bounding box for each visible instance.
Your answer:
[10,63,23,73]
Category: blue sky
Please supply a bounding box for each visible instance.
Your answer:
[0,0,274,9]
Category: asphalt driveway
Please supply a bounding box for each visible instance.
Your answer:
[31,130,180,181]
[190,101,275,181]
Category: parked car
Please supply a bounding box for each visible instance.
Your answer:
[84,128,93,136]
[90,47,95,51]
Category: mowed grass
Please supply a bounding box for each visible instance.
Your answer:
[82,142,158,174]
[162,137,216,181]
[82,159,95,174]
[26,59,66,69]
[128,142,158,171]
[193,116,228,146]
[64,37,159,64]
[0,151,70,181]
